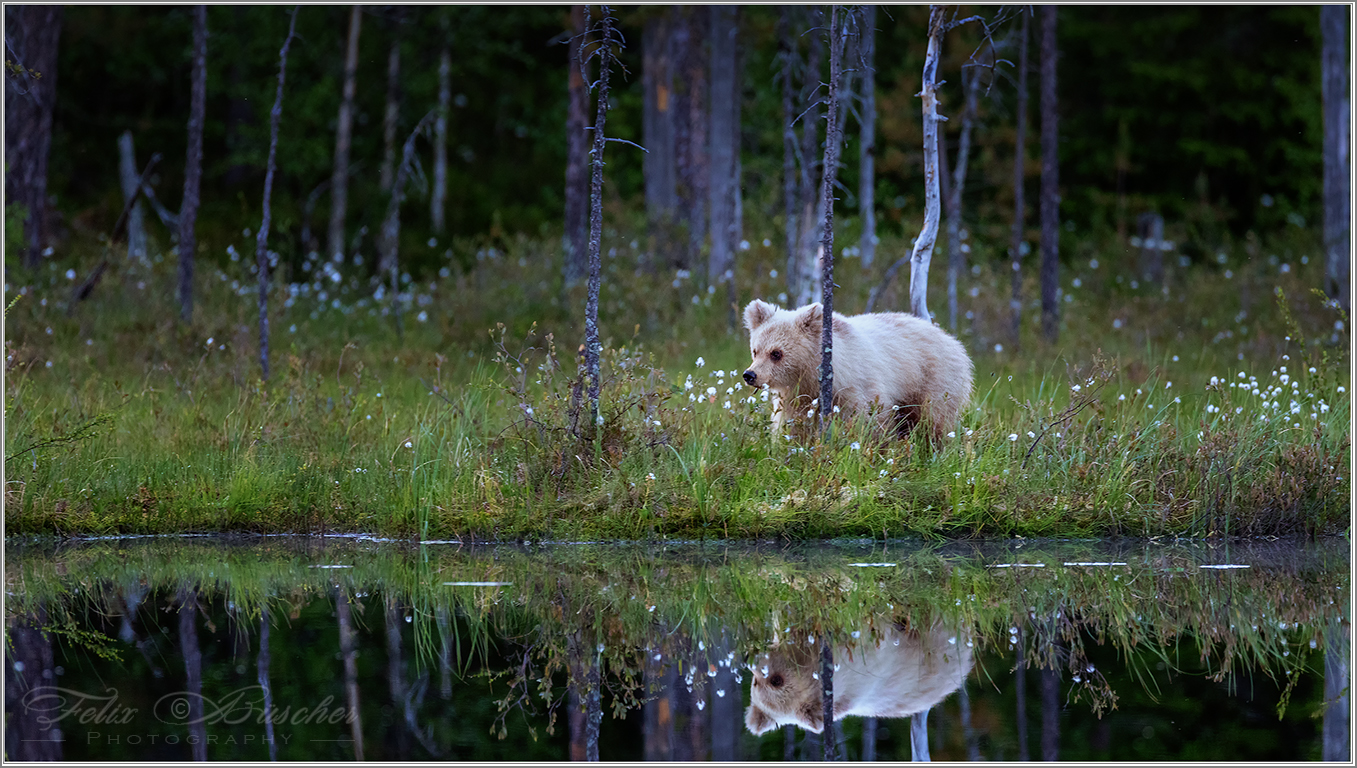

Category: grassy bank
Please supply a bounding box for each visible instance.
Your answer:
[4,220,1349,538]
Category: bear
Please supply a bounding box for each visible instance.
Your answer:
[741,300,974,442]
[744,621,974,735]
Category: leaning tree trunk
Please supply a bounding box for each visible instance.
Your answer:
[4,5,63,268]
[779,6,800,300]
[945,65,981,332]
[117,131,148,262]
[256,9,299,382]
[379,110,437,340]
[642,11,677,270]
[179,4,207,322]
[1009,9,1030,350]
[565,4,591,286]
[708,5,739,320]
[908,6,947,321]
[818,6,846,431]
[379,35,402,194]
[327,5,362,262]
[431,47,451,235]
[1322,5,1350,315]
[858,4,878,269]
[1039,5,1060,342]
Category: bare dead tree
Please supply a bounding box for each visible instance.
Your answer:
[4,5,63,267]
[1039,4,1059,342]
[255,8,299,381]
[1009,8,1030,350]
[327,5,362,262]
[178,587,208,760]
[67,152,160,314]
[818,5,847,431]
[336,586,365,761]
[779,7,800,299]
[565,5,591,286]
[257,605,278,761]
[379,109,438,340]
[858,4,878,269]
[820,634,837,760]
[178,5,207,322]
[1322,5,1350,315]
[581,5,625,429]
[431,45,451,234]
[945,64,981,331]
[379,25,403,194]
[708,5,739,327]
[116,131,148,262]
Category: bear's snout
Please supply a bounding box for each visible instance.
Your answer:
[743,370,758,386]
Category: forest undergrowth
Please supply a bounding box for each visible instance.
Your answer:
[3,217,1350,540]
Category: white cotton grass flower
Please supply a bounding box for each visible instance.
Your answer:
[1008,433,1019,442]
[696,357,705,368]
[1027,431,1036,438]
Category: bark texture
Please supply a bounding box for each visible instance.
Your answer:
[565,5,591,286]
[707,6,739,294]
[327,5,362,262]
[1039,5,1060,342]
[255,9,298,381]
[1009,9,1030,350]
[582,6,617,428]
[642,11,677,268]
[4,5,63,267]
[908,6,947,322]
[1322,6,1350,314]
[117,131,148,262]
[674,7,710,273]
[819,7,846,429]
[179,4,208,322]
[858,5,878,269]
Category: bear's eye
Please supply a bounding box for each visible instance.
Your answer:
[770,350,783,363]
[768,673,785,688]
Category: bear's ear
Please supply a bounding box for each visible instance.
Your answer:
[798,303,824,334]
[745,704,778,735]
[798,698,826,733]
[744,299,777,332]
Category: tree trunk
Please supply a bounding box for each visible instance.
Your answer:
[1040,663,1060,761]
[818,7,847,430]
[1039,5,1060,342]
[257,606,278,761]
[1323,618,1351,762]
[336,587,365,761]
[1009,9,1030,351]
[796,8,824,307]
[862,717,877,761]
[327,5,362,262]
[179,5,207,323]
[707,6,738,298]
[642,11,677,270]
[674,7,709,274]
[820,633,838,760]
[255,10,299,382]
[117,131,148,262]
[582,6,618,429]
[910,709,930,761]
[565,5,591,286]
[179,588,208,760]
[432,47,451,235]
[1138,211,1164,284]
[380,37,402,194]
[4,607,63,760]
[1015,627,1030,761]
[945,66,981,332]
[1322,5,1350,315]
[779,7,800,300]
[567,630,603,761]
[858,5,878,269]
[385,596,411,758]
[436,605,453,700]
[908,6,947,322]
[4,5,63,267]
[380,110,438,340]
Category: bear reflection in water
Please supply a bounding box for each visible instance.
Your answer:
[744,622,974,735]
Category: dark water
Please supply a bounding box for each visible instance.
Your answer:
[4,535,1350,761]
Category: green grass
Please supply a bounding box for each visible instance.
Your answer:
[4,218,1349,539]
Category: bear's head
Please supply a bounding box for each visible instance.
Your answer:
[744,642,828,735]
[742,300,823,393]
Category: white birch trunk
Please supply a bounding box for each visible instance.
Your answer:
[946,66,980,331]
[909,6,947,323]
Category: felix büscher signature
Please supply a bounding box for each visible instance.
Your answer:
[18,686,357,730]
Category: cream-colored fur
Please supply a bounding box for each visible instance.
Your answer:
[742,300,974,441]
[744,623,973,735]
